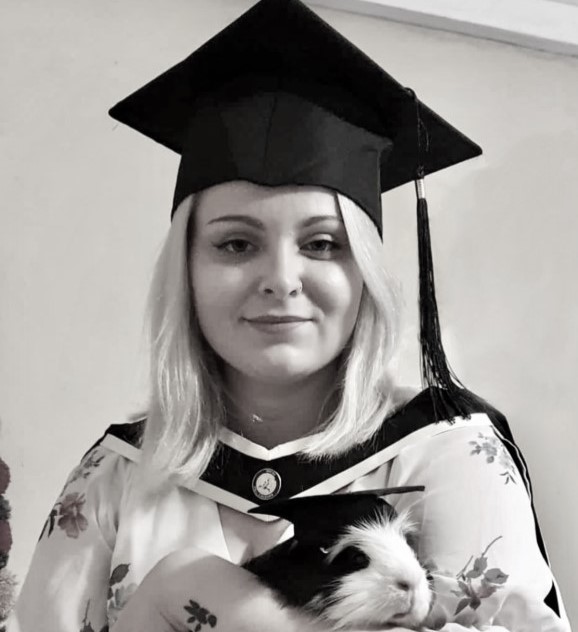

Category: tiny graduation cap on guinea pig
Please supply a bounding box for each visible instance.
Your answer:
[109,0,483,418]
[248,486,426,547]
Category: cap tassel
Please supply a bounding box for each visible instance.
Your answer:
[415,170,478,421]
[406,87,478,421]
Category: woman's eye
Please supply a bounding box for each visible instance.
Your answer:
[215,239,254,255]
[305,239,341,254]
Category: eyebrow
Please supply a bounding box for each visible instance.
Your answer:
[206,214,344,229]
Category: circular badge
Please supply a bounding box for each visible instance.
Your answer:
[252,468,282,500]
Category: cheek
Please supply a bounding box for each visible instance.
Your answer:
[191,256,246,315]
[314,265,363,330]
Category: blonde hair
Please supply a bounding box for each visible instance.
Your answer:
[138,189,403,486]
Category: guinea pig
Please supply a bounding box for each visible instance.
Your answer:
[243,487,432,631]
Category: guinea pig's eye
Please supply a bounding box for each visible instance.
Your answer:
[330,546,369,571]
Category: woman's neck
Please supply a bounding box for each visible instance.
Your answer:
[222,362,340,449]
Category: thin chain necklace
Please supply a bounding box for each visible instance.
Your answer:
[223,387,267,425]
[223,385,339,430]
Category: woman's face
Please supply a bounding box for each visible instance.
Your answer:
[190,181,364,384]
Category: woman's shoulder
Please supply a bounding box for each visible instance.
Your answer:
[59,415,147,500]
[388,384,422,412]
[380,386,516,457]
[64,438,136,493]
[388,385,509,424]
[81,413,146,459]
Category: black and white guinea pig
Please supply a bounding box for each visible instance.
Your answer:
[244,487,433,631]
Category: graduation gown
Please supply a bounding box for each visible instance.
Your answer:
[10,389,571,631]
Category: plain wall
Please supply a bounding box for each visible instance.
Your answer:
[2,0,577,625]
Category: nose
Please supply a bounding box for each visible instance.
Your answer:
[391,574,432,624]
[258,243,304,298]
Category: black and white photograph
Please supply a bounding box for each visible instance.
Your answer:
[1,0,577,630]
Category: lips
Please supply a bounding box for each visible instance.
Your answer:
[246,316,310,324]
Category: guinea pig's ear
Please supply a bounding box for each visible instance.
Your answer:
[393,509,420,551]
[405,530,419,554]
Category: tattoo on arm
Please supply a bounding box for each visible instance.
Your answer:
[184,599,218,631]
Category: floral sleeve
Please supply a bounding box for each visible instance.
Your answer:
[390,420,571,632]
[9,445,128,632]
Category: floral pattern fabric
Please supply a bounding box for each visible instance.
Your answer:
[106,564,138,627]
[469,432,519,485]
[39,448,105,542]
[39,492,89,541]
[10,418,571,632]
[451,536,509,615]
[67,452,106,487]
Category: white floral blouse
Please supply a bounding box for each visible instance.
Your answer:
[9,393,572,632]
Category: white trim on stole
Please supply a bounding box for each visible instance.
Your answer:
[101,414,493,522]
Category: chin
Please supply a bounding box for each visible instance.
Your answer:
[237,352,326,383]
[245,364,318,384]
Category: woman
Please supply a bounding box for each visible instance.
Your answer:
[11,0,570,630]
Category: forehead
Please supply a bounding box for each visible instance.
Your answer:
[195,180,342,227]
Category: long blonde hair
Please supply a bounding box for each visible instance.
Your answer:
[138,189,404,485]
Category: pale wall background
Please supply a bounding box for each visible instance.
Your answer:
[1,0,577,625]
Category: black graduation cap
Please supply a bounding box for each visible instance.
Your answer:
[109,0,483,417]
[248,486,425,546]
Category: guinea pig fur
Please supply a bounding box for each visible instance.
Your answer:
[243,509,432,631]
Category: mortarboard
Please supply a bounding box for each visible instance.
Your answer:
[248,486,425,546]
[109,0,482,418]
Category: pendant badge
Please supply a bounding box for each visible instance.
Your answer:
[252,468,282,500]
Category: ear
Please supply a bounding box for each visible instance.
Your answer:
[396,512,421,555]
[392,508,418,540]
[404,530,420,554]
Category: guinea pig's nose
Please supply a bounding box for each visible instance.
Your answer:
[395,580,411,592]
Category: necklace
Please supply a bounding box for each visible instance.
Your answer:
[223,383,339,430]
[223,387,266,425]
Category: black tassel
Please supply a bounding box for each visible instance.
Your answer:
[406,86,479,421]
[416,178,478,421]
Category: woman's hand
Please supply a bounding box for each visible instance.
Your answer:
[110,545,330,632]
